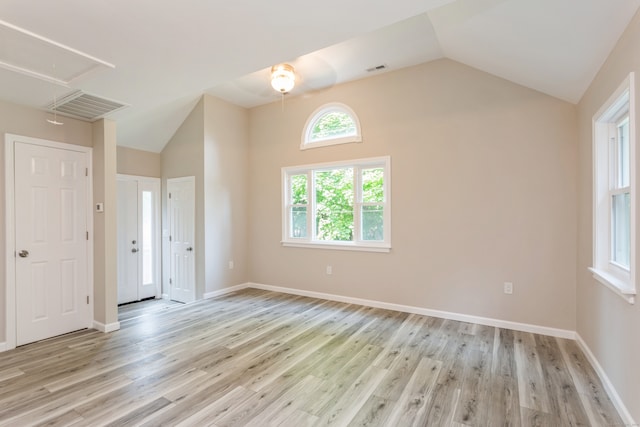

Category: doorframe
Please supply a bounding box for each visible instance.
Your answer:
[4,134,94,351]
[167,176,196,303]
[116,174,162,301]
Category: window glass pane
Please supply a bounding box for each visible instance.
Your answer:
[362,205,384,241]
[141,191,154,285]
[618,117,630,188]
[612,192,630,268]
[362,168,384,203]
[315,168,354,241]
[291,174,307,204]
[290,206,307,238]
[310,111,356,141]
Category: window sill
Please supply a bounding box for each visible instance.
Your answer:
[589,267,636,304]
[282,240,390,253]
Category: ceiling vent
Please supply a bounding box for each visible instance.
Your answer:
[45,90,128,122]
[366,64,387,73]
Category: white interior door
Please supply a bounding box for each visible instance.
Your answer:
[117,175,160,304]
[14,141,90,346]
[117,179,138,304]
[168,177,195,303]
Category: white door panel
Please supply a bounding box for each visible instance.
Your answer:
[117,176,160,304]
[117,180,138,304]
[15,142,89,345]
[168,177,195,303]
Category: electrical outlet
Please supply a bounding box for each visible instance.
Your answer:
[228,261,234,269]
[504,282,513,294]
[326,265,332,275]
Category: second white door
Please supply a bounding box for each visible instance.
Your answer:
[117,175,161,304]
[168,177,195,303]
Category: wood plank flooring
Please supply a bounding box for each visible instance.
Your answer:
[0,289,623,426]
[118,298,184,322]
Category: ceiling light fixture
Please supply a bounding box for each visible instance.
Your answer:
[270,63,295,94]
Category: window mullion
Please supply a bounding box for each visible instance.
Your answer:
[610,186,630,196]
[354,166,362,243]
[285,172,292,240]
[309,170,316,241]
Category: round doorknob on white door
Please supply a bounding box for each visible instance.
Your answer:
[18,250,29,258]
[186,247,193,251]
[131,248,138,253]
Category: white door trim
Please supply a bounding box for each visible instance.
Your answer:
[117,174,161,302]
[4,133,94,351]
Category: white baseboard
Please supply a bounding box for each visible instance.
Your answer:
[93,320,121,333]
[203,283,250,300]
[162,293,170,300]
[246,282,576,339]
[575,334,636,426]
[0,342,6,353]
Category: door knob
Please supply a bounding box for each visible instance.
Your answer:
[132,240,137,244]
[186,247,193,252]
[18,250,29,258]
[131,248,138,253]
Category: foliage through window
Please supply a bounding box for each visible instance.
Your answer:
[302,103,362,150]
[283,157,390,252]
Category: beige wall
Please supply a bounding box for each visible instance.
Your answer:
[161,98,205,297]
[0,101,93,343]
[92,120,119,327]
[203,95,249,293]
[577,10,640,422]
[160,95,250,298]
[0,99,120,343]
[248,59,578,330]
[161,95,248,298]
[117,146,161,177]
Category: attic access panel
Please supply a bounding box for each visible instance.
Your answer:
[0,19,114,85]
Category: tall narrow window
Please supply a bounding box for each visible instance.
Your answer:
[361,167,385,241]
[591,72,636,304]
[288,174,308,238]
[141,190,154,285]
[611,116,630,268]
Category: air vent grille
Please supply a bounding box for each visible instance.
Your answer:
[366,64,387,73]
[45,90,128,122]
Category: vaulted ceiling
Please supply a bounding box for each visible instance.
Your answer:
[1,0,638,152]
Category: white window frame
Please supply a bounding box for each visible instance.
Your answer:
[590,72,636,304]
[301,102,362,150]
[282,156,391,252]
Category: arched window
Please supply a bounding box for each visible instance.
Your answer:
[301,103,362,150]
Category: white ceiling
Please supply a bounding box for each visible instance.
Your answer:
[0,0,638,152]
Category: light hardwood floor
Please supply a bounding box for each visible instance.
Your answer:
[118,298,183,322]
[0,289,624,426]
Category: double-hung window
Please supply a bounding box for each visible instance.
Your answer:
[282,156,391,252]
[611,115,630,267]
[591,72,636,303]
